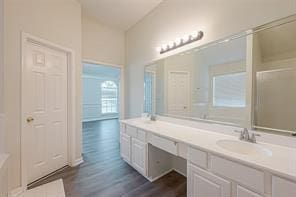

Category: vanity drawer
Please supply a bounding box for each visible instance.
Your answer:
[188,147,208,169]
[211,156,264,194]
[126,125,138,138]
[150,134,178,156]
[272,176,296,197]
[137,129,147,142]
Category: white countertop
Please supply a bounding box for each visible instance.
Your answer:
[121,118,296,181]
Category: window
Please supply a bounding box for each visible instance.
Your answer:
[213,72,246,107]
[101,81,118,114]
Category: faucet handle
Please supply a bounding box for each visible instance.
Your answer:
[150,114,157,121]
[243,128,250,140]
[250,133,261,143]
[234,130,244,140]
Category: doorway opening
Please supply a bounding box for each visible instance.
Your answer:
[82,62,122,154]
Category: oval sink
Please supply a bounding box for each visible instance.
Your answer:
[216,139,272,157]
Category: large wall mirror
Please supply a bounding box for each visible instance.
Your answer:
[144,14,296,136]
[253,17,296,134]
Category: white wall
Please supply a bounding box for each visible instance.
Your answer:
[0,0,3,113]
[126,0,296,118]
[82,13,125,66]
[4,0,82,190]
[0,0,4,155]
[83,75,119,121]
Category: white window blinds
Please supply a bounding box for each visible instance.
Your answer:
[213,72,246,107]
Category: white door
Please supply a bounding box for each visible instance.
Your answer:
[23,41,68,184]
[131,138,147,176]
[120,133,131,163]
[167,71,190,116]
[188,163,231,197]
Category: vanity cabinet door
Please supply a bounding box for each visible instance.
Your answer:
[120,133,131,163]
[131,138,147,176]
[272,176,296,197]
[237,185,263,197]
[188,163,231,197]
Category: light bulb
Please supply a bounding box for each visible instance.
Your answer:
[168,41,175,49]
[161,44,168,51]
[156,46,162,52]
[182,35,189,43]
[175,38,181,46]
[191,31,198,39]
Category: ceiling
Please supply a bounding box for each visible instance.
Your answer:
[79,0,163,31]
[83,63,121,79]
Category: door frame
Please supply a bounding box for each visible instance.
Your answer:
[21,32,79,189]
[82,59,125,120]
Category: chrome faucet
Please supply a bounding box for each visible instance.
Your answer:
[235,128,260,143]
[147,113,157,121]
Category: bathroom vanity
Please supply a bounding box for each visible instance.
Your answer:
[125,14,296,197]
[120,118,296,197]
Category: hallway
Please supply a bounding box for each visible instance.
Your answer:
[30,119,186,197]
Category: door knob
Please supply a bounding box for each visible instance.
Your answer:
[26,117,34,123]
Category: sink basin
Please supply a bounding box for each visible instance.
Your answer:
[142,120,155,124]
[216,139,272,157]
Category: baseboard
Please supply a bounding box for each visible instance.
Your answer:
[9,186,26,197]
[71,157,83,167]
[82,117,119,123]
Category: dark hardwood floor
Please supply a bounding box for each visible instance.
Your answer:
[30,119,187,197]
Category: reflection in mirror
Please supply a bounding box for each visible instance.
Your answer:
[253,19,296,133]
[144,70,156,114]
[144,36,248,126]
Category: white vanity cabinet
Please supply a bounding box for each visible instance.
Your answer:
[120,132,131,163]
[272,176,296,197]
[150,134,178,156]
[131,138,147,176]
[120,124,148,177]
[187,147,265,197]
[121,120,296,197]
[188,163,231,197]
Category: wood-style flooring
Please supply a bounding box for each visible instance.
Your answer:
[29,119,187,197]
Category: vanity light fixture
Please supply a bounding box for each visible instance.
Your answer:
[156,31,204,54]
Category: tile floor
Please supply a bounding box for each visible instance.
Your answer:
[19,179,65,197]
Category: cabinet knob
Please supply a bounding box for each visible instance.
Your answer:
[26,117,34,123]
